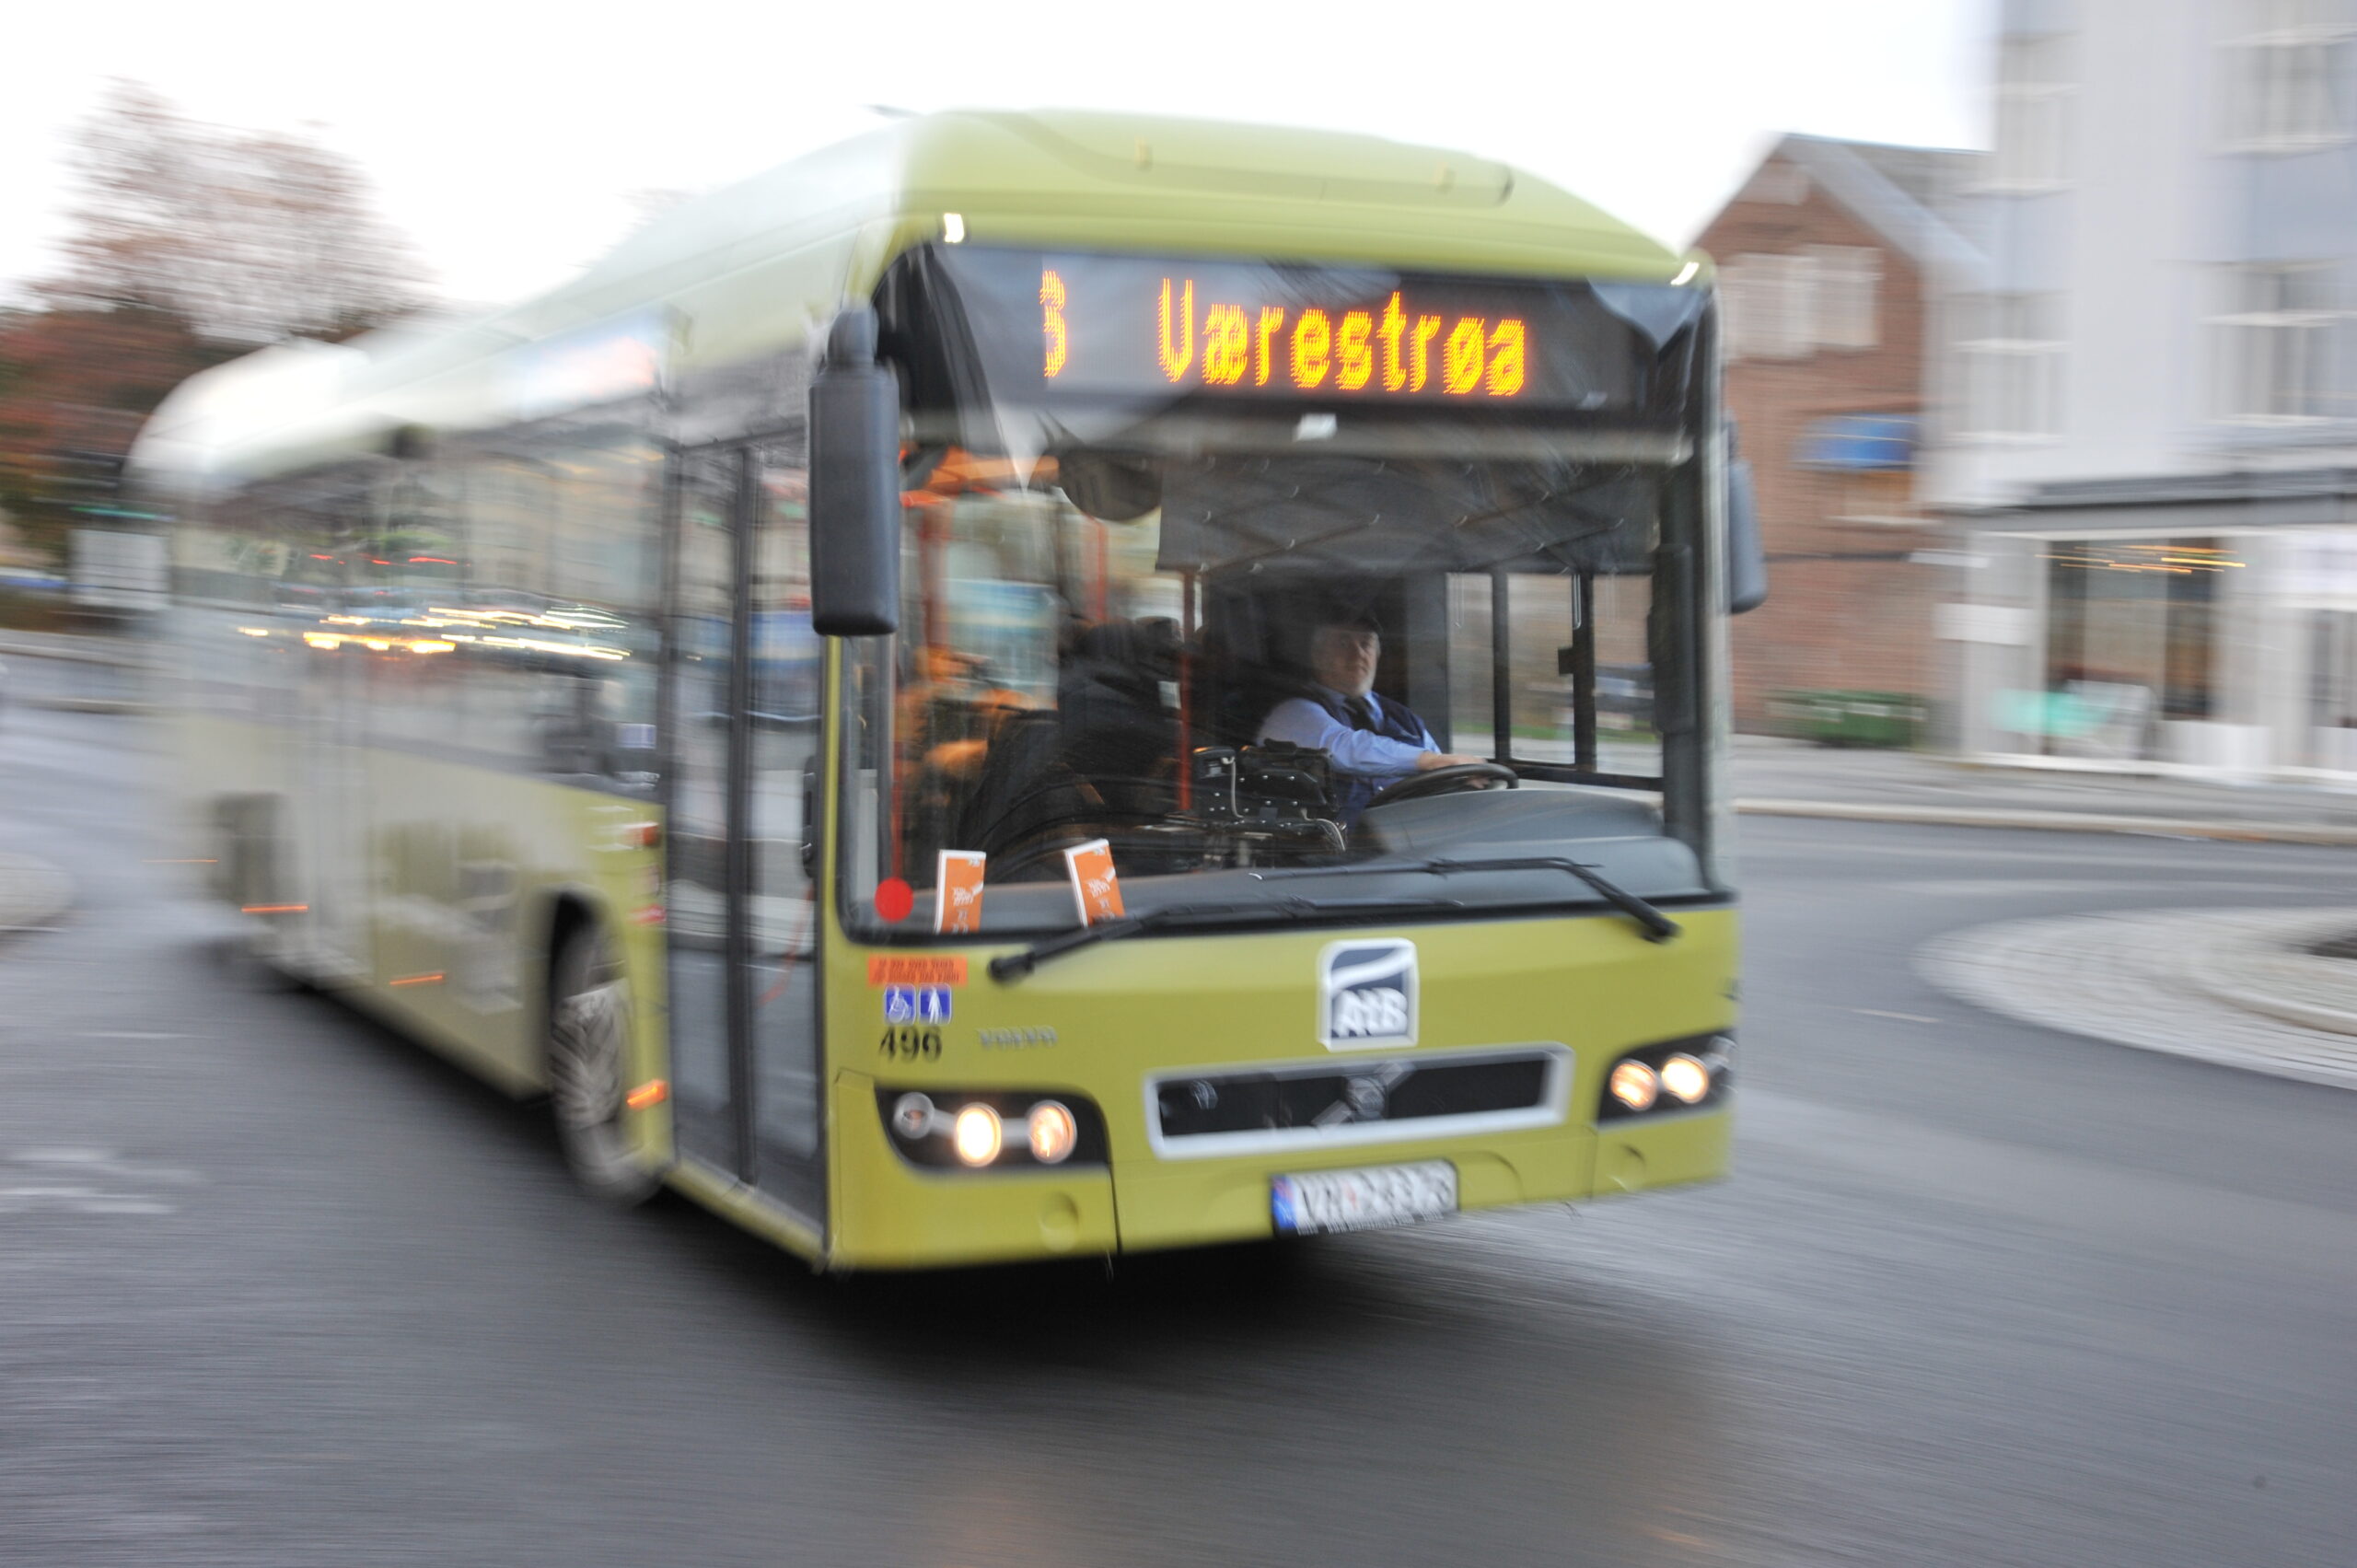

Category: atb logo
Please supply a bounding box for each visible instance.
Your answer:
[1318,939,1417,1051]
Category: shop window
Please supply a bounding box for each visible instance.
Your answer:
[2041,540,2237,758]
[2291,530,2357,766]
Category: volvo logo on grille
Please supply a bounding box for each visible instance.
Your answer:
[1318,938,1417,1050]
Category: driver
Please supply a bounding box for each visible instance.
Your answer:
[1258,615,1487,822]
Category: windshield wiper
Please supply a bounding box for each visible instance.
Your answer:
[1251,856,1681,944]
[988,894,1466,982]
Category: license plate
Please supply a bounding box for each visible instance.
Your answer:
[1271,1161,1457,1236]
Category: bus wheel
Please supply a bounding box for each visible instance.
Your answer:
[547,929,660,1205]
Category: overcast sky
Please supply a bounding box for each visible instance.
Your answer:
[4,0,1991,311]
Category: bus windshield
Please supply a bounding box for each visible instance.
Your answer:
[842,248,1720,937]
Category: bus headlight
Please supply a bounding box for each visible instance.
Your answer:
[1608,1060,1660,1113]
[1027,1100,1077,1165]
[1659,1053,1711,1106]
[951,1103,1003,1167]
[1598,1034,1731,1121]
[876,1086,1106,1168]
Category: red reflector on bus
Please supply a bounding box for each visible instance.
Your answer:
[626,1080,669,1110]
[240,904,308,914]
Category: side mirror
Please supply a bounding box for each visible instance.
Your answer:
[1725,428,1767,615]
[807,307,901,636]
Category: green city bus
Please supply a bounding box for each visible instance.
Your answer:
[134,110,1759,1269]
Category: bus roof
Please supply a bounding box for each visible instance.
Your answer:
[134,110,1701,492]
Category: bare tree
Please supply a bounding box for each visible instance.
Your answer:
[44,81,429,343]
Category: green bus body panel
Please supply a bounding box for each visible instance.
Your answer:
[819,906,1737,1270]
[177,714,675,1157]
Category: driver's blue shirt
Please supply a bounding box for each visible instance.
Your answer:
[1260,686,1439,821]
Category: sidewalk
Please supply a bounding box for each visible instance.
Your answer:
[0,629,153,714]
[1732,735,2357,846]
[1922,905,2357,1090]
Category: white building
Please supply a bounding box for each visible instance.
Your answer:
[1928,0,2357,779]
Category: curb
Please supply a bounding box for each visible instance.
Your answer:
[2200,981,2357,1040]
[0,634,149,668]
[1735,797,2357,847]
[0,853,74,934]
[25,697,151,715]
[2183,910,2357,1040]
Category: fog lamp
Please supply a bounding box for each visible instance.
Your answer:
[951,1103,1003,1167]
[1608,1059,1660,1113]
[1028,1100,1077,1165]
[1659,1053,1712,1106]
[891,1092,935,1141]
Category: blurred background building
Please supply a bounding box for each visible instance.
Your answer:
[1924,0,2357,781]
[1697,134,1980,739]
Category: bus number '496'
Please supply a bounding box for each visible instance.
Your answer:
[879,1027,943,1062]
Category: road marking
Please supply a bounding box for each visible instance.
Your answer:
[0,1183,177,1215]
[0,1147,197,1214]
[1852,1008,1941,1024]
[17,1146,196,1180]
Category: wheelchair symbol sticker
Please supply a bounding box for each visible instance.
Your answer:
[882,985,952,1025]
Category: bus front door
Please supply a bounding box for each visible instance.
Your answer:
[664,442,825,1229]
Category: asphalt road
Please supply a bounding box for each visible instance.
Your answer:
[5,703,2354,1568]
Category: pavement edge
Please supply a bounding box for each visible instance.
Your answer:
[1736,797,2357,847]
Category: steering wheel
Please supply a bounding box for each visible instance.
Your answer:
[1364,762,1520,811]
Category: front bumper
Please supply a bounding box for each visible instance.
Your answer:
[827,1068,1730,1268]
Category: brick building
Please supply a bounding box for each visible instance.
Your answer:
[1693,135,1981,733]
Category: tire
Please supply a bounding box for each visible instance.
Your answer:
[546,926,661,1204]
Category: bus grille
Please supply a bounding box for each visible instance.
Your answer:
[1147,1047,1568,1159]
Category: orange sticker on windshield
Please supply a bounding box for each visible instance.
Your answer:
[936,850,987,935]
[1062,839,1124,927]
[867,955,968,987]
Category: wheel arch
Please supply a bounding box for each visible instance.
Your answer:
[532,881,622,1082]
[535,877,667,1202]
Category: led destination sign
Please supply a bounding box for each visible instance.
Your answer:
[927,249,1664,414]
[1047,273,1527,398]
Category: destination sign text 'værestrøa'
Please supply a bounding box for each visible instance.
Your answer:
[925,249,1655,413]
[1042,271,1528,400]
